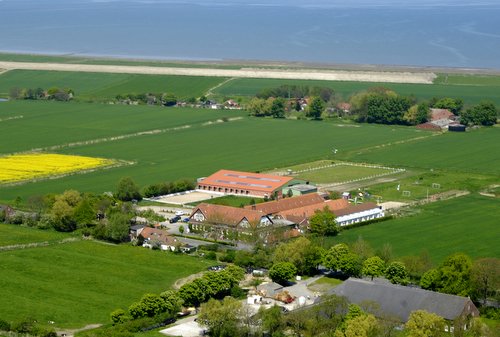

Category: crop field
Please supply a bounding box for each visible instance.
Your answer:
[0,101,427,202]
[213,77,500,106]
[0,224,73,247]
[339,127,500,176]
[0,240,214,327]
[0,69,226,101]
[322,194,500,263]
[0,100,246,155]
[0,153,114,184]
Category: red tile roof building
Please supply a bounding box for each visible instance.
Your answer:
[197,169,294,198]
[244,193,326,214]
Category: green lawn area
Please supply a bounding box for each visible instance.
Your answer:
[363,170,498,203]
[0,70,226,101]
[0,224,73,246]
[307,276,343,293]
[295,164,399,184]
[339,127,500,176]
[321,194,500,264]
[188,195,264,208]
[213,77,500,106]
[0,240,214,328]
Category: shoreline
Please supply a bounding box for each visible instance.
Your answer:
[1,51,500,76]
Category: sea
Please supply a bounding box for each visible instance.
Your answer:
[1,0,500,69]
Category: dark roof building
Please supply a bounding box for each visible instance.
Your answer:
[328,278,479,323]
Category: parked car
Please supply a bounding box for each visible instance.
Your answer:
[182,217,190,222]
[169,215,181,223]
[175,210,185,216]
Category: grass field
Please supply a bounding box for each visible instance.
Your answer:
[0,224,74,247]
[213,77,500,106]
[294,164,399,184]
[0,101,427,202]
[339,127,500,176]
[0,239,214,328]
[0,70,226,101]
[188,195,264,207]
[321,194,500,263]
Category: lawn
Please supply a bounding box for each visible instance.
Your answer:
[0,70,226,101]
[0,224,73,247]
[295,164,400,184]
[0,105,425,202]
[188,195,264,208]
[213,77,500,106]
[0,240,214,328]
[339,127,500,176]
[321,194,500,263]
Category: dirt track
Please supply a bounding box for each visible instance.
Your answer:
[0,61,436,84]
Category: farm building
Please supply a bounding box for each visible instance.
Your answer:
[282,184,318,197]
[244,193,326,215]
[188,203,293,241]
[197,169,302,198]
[328,278,479,331]
[140,227,182,251]
[334,202,384,226]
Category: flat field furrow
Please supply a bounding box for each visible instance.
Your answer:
[0,240,213,327]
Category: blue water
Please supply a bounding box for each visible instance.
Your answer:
[1,0,499,69]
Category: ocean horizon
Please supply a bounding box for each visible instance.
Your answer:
[1,0,500,69]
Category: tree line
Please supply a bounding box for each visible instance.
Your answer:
[9,86,74,101]
[244,84,499,126]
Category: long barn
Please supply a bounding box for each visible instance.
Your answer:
[197,169,300,198]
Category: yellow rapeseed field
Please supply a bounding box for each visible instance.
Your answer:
[0,153,114,184]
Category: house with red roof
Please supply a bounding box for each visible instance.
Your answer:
[197,169,301,198]
[140,227,182,251]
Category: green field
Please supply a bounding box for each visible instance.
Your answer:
[295,164,400,184]
[0,70,226,101]
[0,100,428,202]
[0,224,73,247]
[339,127,500,176]
[0,239,213,327]
[322,194,500,263]
[188,195,264,207]
[213,77,500,106]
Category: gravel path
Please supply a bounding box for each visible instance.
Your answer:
[0,61,436,84]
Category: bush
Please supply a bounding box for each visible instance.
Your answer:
[205,251,217,260]
[0,319,11,331]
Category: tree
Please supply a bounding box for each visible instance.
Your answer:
[116,177,142,201]
[159,290,183,315]
[309,206,339,236]
[198,297,242,337]
[335,313,380,337]
[461,101,497,126]
[273,237,322,275]
[471,257,500,304]
[269,262,297,285]
[385,261,409,285]
[433,97,463,114]
[362,256,386,280]
[405,310,446,337]
[110,308,129,324]
[306,96,325,119]
[73,198,96,228]
[259,305,285,336]
[438,253,472,296]
[161,93,177,106]
[270,97,286,118]
[105,212,130,242]
[323,243,350,271]
[9,87,23,99]
[178,278,210,307]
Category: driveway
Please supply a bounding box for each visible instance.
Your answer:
[160,316,204,337]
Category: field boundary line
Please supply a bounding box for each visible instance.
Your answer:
[0,237,79,252]
[0,61,437,84]
[0,115,23,123]
[206,77,236,96]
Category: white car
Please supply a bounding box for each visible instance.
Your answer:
[175,210,185,216]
